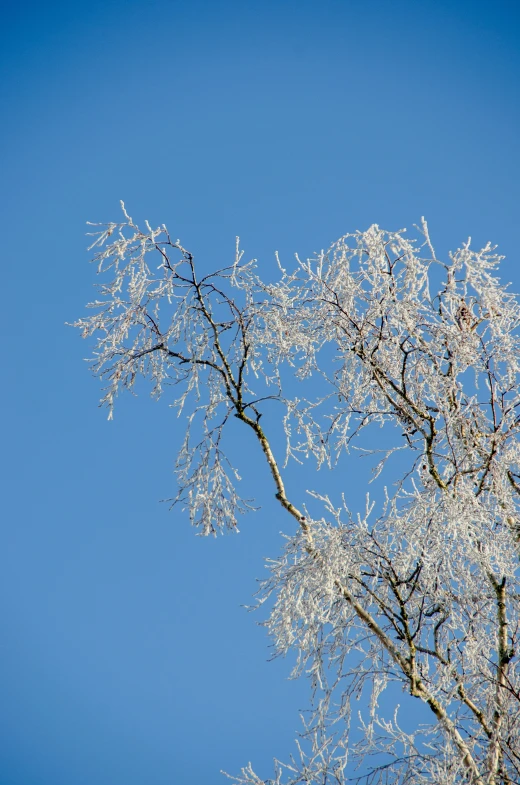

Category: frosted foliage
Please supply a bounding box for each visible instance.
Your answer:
[76,207,519,784]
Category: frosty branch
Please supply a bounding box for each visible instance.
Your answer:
[75,204,520,784]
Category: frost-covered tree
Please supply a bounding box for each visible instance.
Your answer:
[75,204,520,784]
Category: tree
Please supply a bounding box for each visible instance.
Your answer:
[75,204,520,784]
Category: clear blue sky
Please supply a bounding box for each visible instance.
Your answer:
[1,1,519,783]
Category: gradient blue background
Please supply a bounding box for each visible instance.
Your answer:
[1,1,519,783]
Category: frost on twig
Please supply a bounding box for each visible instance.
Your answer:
[76,208,520,783]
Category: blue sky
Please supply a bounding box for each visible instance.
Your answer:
[1,1,520,783]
